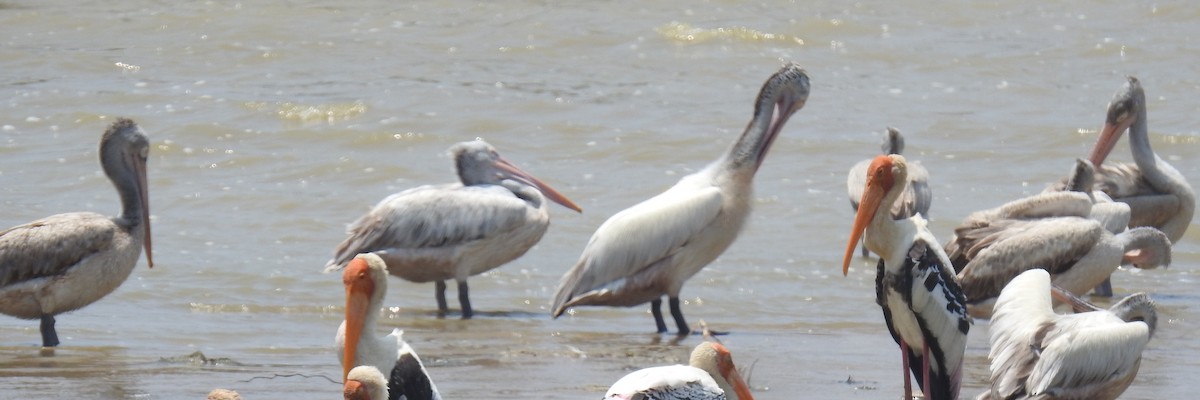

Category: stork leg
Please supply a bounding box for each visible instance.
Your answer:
[651,298,668,333]
[669,297,690,336]
[922,342,931,400]
[1093,277,1114,297]
[435,281,449,317]
[458,280,473,319]
[901,341,912,400]
[40,314,60,347]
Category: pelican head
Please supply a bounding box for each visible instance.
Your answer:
[1088,76,1145,166]
[342,253,388,380]
[691,341,754,400]
[739,63,810,172]
[1111,293,1158,338]
[882,127,904,155]
[451,140,582,212]
[100,118,153,268]
[344,365,389,400]
[842,154,906,276]
[1063,158,1096,194]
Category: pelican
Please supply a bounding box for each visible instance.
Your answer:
[550,64,810,335]
[949,165,1171,314]
[325,140,582,318]
[0,118,153,347]
[605,341,753,400]
[1085,77,1193,244]
[978,269,1156,400]
[337,253,441,400]
[846,127,932,256]
[345,366,389,400]
[842,154,970,400]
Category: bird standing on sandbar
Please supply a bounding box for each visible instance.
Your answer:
[325,140,581,318]
[337,253,441,400]
[550,64,810,335]
[0,118,153,347]
[842,154,969,400]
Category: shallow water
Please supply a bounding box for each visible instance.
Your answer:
[1,1,1197,399]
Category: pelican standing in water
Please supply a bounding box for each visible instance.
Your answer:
[979,269,1156,400]
[1085,76,1193,243]
[847,127,932,256]
[0,118,153,347]
[842,154,970,400]
[337,253,441,400]
[325,140,581,318]
[605,341,753,400]
[551,64,810,335]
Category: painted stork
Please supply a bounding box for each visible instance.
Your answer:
[842,154,970,400]
[550,63,810,335]
[337,253,441,400]
[325,140,581,318]
[846,127,932,257]
[605,341,753,400]
[978,269,1156,400]
[0,118,153,347]
[345,365,390,400]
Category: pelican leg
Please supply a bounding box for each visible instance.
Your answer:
[668,297,690,336]
[651,298,668,333]
[435,281,449,316]
[1093,277,1114,297]
[40,314,60,347]
[901,341,912,400]
[458,280,473,319]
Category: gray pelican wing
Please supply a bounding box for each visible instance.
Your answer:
[327,184,532,270]
[0,212,117,288]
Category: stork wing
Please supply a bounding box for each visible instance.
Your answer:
[0,212,117,288]
[325,184,533,270]
[552,182,723,314]
[1026,321,1150,396]
[956,217,1102,303]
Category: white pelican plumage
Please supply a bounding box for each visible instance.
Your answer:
[325,140,581,318]
[947,160,1171,316]
[1086,76,1194,244]
[550,63,810,335]
[0,118,153,347]
[336,253,441,400]
[605,341,753,400]
[842,154,970,400]
[978,269,1156,400]
[345,366,389,400]
[846,127,932,257]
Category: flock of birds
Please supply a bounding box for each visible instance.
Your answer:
[0,63,1192,400]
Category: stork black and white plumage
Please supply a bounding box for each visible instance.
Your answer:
[1085,76,1194,244]
[605,341,753,400]
[0,118,153,347]
[337,253,441,400]
[847,127,932,257]
[978,269,1156,400]
[345,366,389,400]
[325,140,581,318]
[842,154,969,400]
[550,64,810,335]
